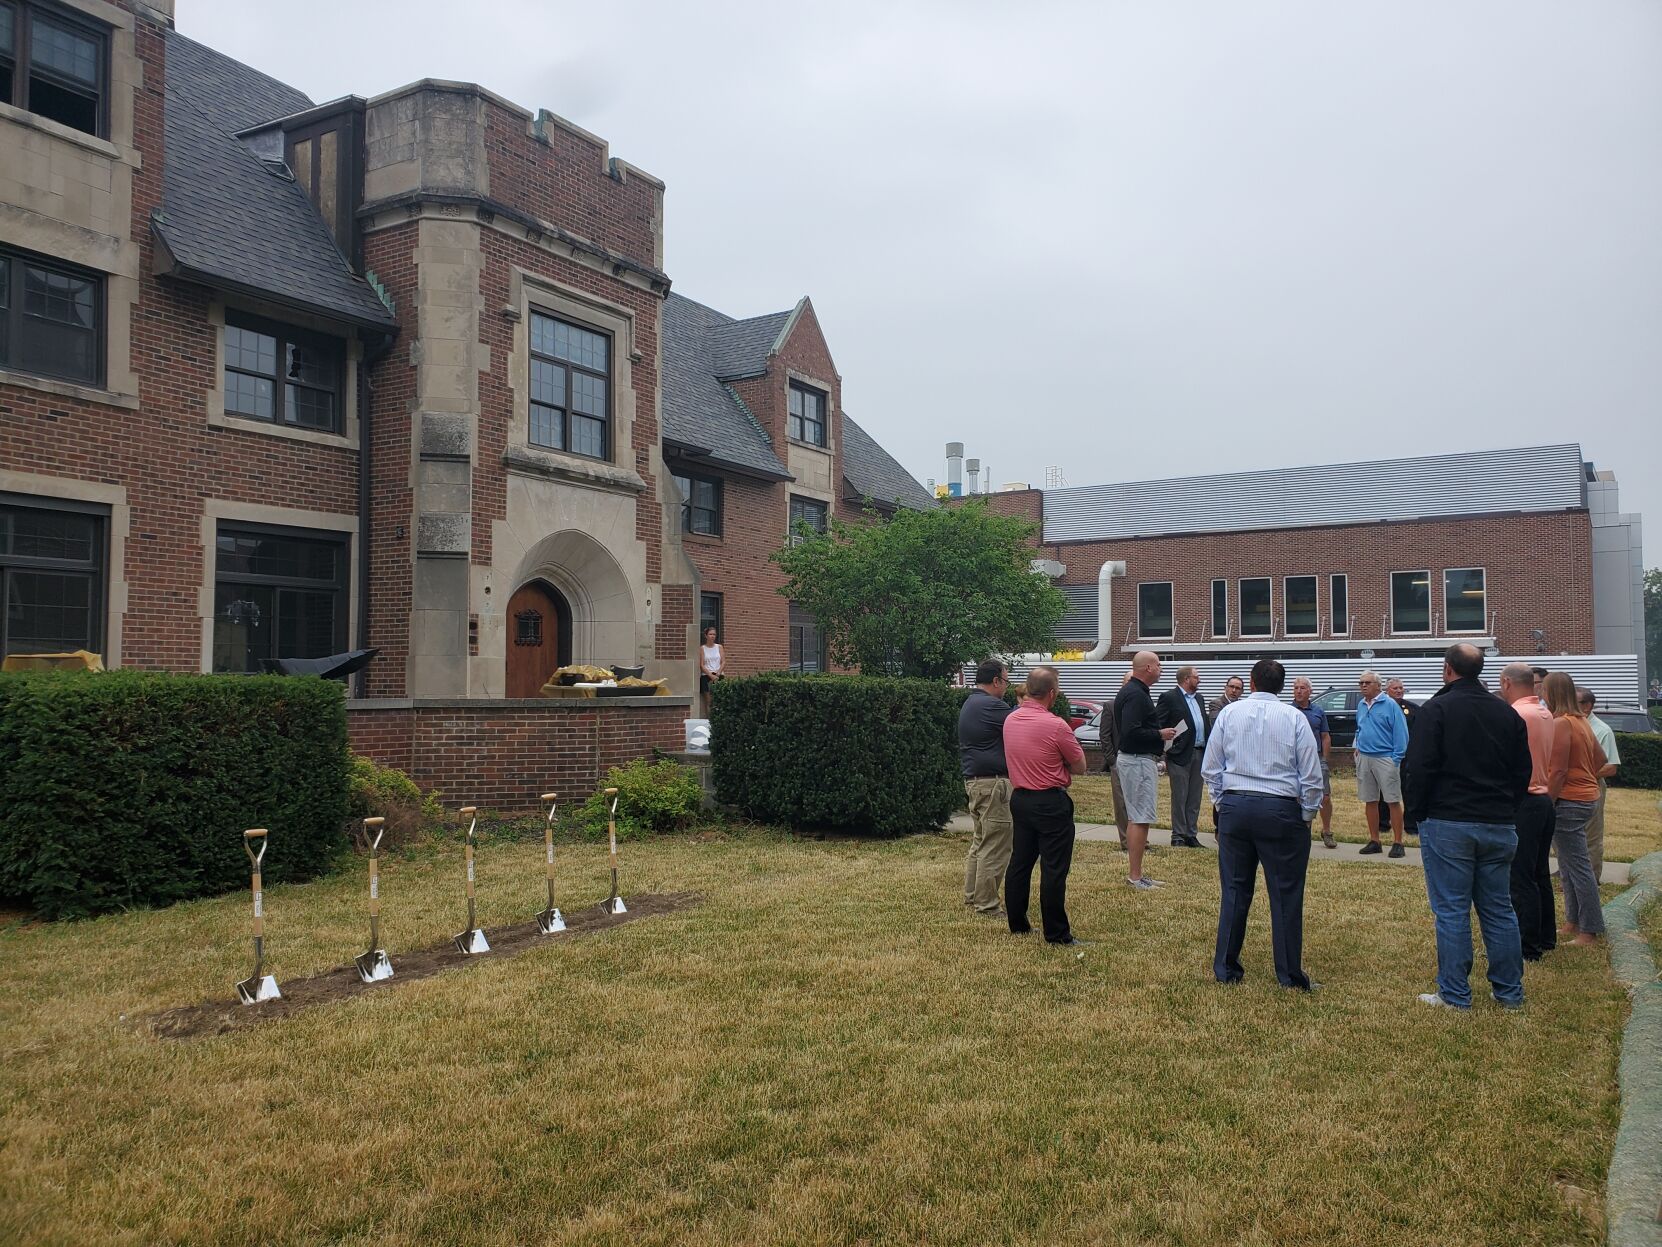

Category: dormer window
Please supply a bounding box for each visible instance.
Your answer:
[0,2,108,138]
[223,311,344,434]
[788,382,826,447]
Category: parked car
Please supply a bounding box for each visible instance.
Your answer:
[1075,709,1101,747]
[1600,707,1660,735]
[1066,698,1101,732]
[1313,686,1437,750]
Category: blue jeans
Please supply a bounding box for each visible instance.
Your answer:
[1419,819,1523,1008]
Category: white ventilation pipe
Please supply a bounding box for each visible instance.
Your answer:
[1083,560,1127,661]
[965,458,980,495]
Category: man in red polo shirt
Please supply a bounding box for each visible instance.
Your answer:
[1003,664,1087,944]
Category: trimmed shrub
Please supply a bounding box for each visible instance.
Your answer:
[0,671,350,919]
[571,758,703,841]
[1610,732,1662,790]
[347,755,444,851]
[712,674,961,836]
[1003,685,1072,722]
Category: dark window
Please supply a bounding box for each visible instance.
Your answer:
[1330,574,1349,636]
[1,2,107,137]
[1211,579,1228,638]
[514,610,542,647]
[788,382,826,447]
[223,312,344,433]
[1137,582,1172,639]
[788,495,828,544]
[0,244,102,384]
[0,494,105,660]
[788,602,824,673]
[1239,577,1272,637]
[1444,568,1486,632]
[1284,575,1318,636]
[1391,570,1430,633]
[672,471,722,536]
[529,311,610,460]
[699,592,722,641]
[213,525,348,673]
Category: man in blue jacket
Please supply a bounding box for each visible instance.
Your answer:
[1354,671,1409,857]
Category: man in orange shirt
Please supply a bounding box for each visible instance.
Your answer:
[1500,661,1556,960]
[1002,664,1087,944]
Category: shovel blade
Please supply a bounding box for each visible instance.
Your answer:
[355,949,394,983]
[236,974,281,1006]
[603,896,627,915]
[536,907,566,934]
[453,927,490,955]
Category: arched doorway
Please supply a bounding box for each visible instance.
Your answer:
[505,579,573,697]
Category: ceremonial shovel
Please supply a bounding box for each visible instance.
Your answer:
[601,787,626,915]
[235,828,281,1005]
[453,806,490,954]
[354,816,394,982]
[535,792,566,934]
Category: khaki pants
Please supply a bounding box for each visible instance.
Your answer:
[1586,778,1607,882]
[964,777,1013,912]
[1110,767,1129,846]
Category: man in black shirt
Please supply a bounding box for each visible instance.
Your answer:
[958,659,1014,916]
[1113,650,1177,889]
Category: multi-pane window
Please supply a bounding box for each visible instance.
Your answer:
[213,525,348,673]
[0,245,102,384]
[1284,575,1318,636]
[0,2,107,137]
[1445,568,1486,632]
[788,603,824,673]
[1136,582,1173,639]
[1390,570,1431,633]
[672,472,722,536]
[788,382,826,447]
[223,312,343,433]
[0,496,104,660]
[788,495,828,544]
[1330,574,1349,636]
[1239,577,1272,637]
[1211,579,1228,638]
[529,311,610,460]
[699,592,722,641]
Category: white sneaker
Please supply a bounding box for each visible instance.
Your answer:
[1126,876,1162,890]
[1417,991,1469,1010]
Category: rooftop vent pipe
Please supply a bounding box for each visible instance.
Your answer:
[1083,560,1127,661]
[945,442,964,498]
[965,458,980,495]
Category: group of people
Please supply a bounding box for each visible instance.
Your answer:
[957,646,1622,1007]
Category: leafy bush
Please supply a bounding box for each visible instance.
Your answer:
[347,755,444,850]
[712,674,960,836]
[571,758,703,840]
[1003,685,1072,722]
[1610,732,1662,790]
[0,671,349,919]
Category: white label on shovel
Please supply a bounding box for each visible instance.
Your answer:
[546,845,554,864]
[467,861,474,883]
[370,877,379,900]
[253,891,263,917]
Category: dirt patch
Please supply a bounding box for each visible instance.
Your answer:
[146,891,701,1041]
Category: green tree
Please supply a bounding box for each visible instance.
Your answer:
[773,501,1067,679]
[1645,568,1661,692]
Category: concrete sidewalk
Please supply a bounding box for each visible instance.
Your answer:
[944,813,1634,886]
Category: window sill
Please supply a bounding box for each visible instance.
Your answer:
[208,409,356,450]
[0,366,139,410]
[0,102,123,161]
[503,444,646,494]
[682,530,724,545]
[789,437,831,452]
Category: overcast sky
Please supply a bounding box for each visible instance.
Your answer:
[183,0,1662,540]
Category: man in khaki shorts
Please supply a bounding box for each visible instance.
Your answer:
[1353,671,1409,858]
[958,659,1014,915]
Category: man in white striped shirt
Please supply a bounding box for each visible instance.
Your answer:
[1201,657,1326,991]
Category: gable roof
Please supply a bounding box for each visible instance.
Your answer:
[707,306,795,380]
[841,415,934,511]
[661,293,790,480]
[152,32,398,331]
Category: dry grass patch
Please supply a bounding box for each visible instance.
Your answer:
[0,828,1624,1246]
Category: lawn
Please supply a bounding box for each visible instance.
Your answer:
[0,826,1626,1246]
[1072,767,1662,862]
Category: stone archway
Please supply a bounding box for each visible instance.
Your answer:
[507,529,638,674]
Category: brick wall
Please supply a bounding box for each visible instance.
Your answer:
[347,698,693,810]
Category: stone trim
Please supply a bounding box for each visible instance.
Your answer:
[347,695,692,710]
[0,366,140,410]
[502,445,647,496]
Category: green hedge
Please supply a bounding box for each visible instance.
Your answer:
[1610,732,1662,790]
[0,671,350,919]
[711,674,961,836]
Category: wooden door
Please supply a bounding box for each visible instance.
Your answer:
[506,581,563,697]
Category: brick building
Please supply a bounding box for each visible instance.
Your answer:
[0,0,929,802]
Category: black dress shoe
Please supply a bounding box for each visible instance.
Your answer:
[1009,926,1033,936]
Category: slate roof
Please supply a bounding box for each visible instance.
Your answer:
[153,32,397,330]
[661,293,791,479]
[707,308,793,380]
[841,415,934,511]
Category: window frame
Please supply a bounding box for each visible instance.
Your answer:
[528,308,612,462]
[699,592,722,643]
[1283,574,1319,637]
[222,309,345,434]
[1389,569,1432,635]
[787,381,828,448]
[1,0,110,139]
[1136,580,1174,640]
[211,522,350,674]
[787,494,828,545]
[1329,574,1349,636]
[0,242,105,386]
[672,469,723,537]
[1238,576,1273,638]
[788,601,825,673]
[1211,578,1228,639]
[0,491,107,661]
[1443,567,1487,634]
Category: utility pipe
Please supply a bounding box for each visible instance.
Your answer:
[1083,560,1127,661]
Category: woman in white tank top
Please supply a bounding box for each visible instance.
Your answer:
[699,626,724,713]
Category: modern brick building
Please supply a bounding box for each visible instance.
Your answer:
[0,0,929,802]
